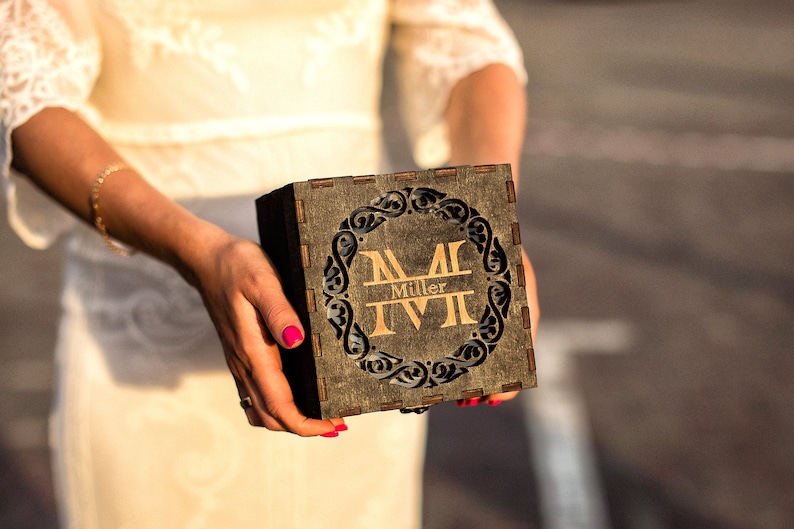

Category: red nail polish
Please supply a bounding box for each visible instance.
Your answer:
[320,431,339,438]
[282,326,303,347]
[487,400,503,407]
[335,424,348,432]
[456,400,466,408]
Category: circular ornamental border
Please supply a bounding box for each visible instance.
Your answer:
[322,187,513,389]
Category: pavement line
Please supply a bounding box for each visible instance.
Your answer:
[522,319,634,529]
[525,120,794,173]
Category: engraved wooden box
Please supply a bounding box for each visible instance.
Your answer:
[256,164,536,419]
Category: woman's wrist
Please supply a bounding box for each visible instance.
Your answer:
[165,216,234,289]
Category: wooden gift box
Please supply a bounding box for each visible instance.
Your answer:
[256,164,536,419]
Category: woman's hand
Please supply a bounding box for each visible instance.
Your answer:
[183,228,345,436]
[12,109,344,437]
[456,247,539,408]
[446,63,539,409]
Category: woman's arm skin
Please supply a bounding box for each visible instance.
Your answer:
[11,107,343,436]
[445,63,540,404]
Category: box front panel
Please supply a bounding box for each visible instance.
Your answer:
[296,165,535,418]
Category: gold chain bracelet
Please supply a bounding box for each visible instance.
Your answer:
[90,163,135,257]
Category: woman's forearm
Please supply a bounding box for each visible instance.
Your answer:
[10,106,341,435]
[445,63,527,175]
[10,107,223,281]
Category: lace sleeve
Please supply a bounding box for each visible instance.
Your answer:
[0,0,100,248]
[389,0,527,168]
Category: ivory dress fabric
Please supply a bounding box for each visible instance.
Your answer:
[0,1,526,527]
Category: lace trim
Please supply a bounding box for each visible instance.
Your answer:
[1,0,101,249]
[90,112,381,146]
[0,0,100,131]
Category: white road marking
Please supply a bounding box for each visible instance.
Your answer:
[526,120,794,173]
[522,319,634,529]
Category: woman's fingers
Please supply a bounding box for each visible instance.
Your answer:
[456,251,537,410]
[235,384,266,428]
[234,245,307,351]
[521,248,539,343]
[234,357,341,436]
[194,237,341,436]
[248,355,337,436]
[455,391,518,408]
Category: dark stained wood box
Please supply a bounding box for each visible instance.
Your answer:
[256,164,536,419]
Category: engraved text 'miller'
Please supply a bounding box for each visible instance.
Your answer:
[359,241,477,337]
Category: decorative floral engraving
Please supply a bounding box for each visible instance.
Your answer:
[326,298,370,361]
[467,216,508,275]
[323,186,512,389]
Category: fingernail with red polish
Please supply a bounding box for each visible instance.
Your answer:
[320,431,339,438]
[282,326,303,347]
[335,424,348,432]
[487,400,503,407]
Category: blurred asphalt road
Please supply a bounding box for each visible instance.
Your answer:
[2,1,793,528]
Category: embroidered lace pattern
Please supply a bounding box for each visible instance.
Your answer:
[0,0,101,247]
[0,0,100,132]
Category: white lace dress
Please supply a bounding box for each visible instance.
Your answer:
[0,1,526,527]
